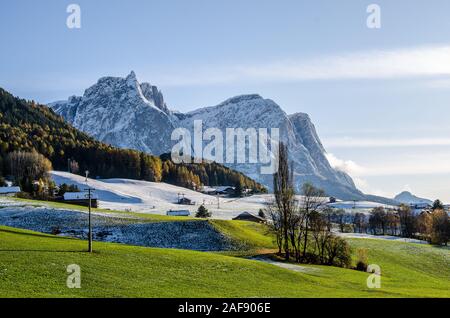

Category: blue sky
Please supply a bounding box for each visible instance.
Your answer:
[1,0,450,202]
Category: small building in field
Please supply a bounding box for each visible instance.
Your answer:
[201,187,217,195]
[166,210,191,217]
[409,202,432,215]
[0,186,21,197]
[62,192,98,208]
[216,186,235,195]
[232,211,266,223]
[177,197,195,205]
[201,186,235,196]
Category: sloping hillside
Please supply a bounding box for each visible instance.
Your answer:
[0,225,448,297]
[51,171,269,219]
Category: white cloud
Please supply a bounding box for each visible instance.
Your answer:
[325,153,389,196]
[325,153,366,176]
[327,151,450,178]
[156,44,450,86]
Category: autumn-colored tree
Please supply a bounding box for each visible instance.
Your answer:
[430,210,450,246]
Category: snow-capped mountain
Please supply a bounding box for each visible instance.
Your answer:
[50,71,176,155]
[50,71,370,200]
[176,95,364,199]
[394,191,432,205]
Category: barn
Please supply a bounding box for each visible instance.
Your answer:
[232,211,266,223]
[62,192,99,208]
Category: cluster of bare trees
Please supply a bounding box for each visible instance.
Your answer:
[344,204,450,246]
[267,143,352,267]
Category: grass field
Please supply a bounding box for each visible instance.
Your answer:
[210,219,275,250]
[0,223,448,298]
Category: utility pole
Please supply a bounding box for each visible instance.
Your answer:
[217,194,220,209]
[87,187,93,253]
[84,170,94,253]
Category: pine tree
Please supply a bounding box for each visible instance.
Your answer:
[195,204,211,218]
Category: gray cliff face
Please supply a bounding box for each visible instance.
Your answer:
[50,71,175,155]
[177,95,363,199]
[50,72,366,200]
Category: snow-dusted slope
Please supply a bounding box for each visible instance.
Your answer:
[50,72,175,155]
[51,171,270,219]
[50,171,392,218]
[50,72,366,200]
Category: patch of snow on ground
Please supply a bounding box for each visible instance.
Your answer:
[51,171,271,219]
[336,232,427,244]
[0,205,237,251]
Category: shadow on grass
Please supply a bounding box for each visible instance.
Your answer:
[0,227,77,240]
[0,249,86,253]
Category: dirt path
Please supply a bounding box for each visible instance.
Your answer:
[250,256,320,273]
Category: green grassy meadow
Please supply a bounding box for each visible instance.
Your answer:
[0,222,448,298]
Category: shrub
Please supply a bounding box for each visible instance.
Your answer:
[341,223,354,233]
[325,236,352,268]
[51,226,61,235]
[15,191,32,199]
[355,248,368,271]
[195,205,211,218]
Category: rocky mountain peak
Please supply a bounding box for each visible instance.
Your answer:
[49,72,176,155]
[140,82,169,114]
[221,94,263,105]
[49,72,373,201]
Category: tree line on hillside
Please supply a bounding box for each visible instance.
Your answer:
[0,88,266,197]
[326,200,450,246]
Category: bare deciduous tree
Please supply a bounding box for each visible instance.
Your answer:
[272,142,295,260]
[299,183,325,259]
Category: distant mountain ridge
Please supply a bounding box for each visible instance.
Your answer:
[394,191,432,205]
[50,71,395,203]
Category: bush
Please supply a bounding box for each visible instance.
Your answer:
[51,226,61,235]
[355,248,368,271]
[341,223,354,233]
[195,205,211,218]
[15,191,32,199]
[302,252,321,265]
[325,236,352,268]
